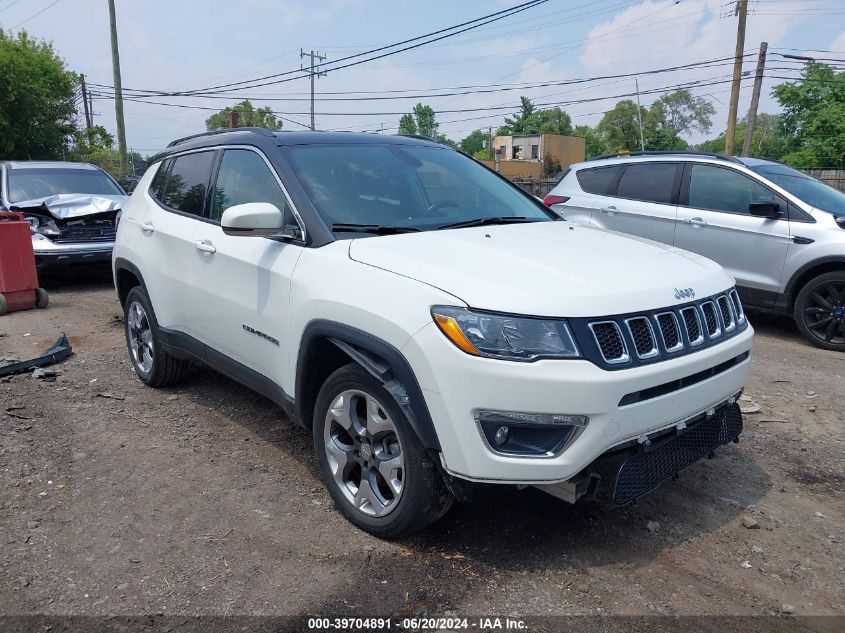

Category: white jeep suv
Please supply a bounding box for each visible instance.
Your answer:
[113,129,753,538]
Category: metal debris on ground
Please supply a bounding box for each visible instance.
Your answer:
[0,334,73,378]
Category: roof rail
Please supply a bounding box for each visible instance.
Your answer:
[166,127,276,148]
[586,150,742,164]
[398,134,438,142]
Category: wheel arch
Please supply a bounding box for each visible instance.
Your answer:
[294,320,441,451]
[113,258,148,308]
[784,257,845,311]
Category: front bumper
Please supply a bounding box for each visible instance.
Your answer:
[32,236,114,270]
[403,322,753,483]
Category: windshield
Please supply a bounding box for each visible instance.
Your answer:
[284,143,553,232]
[750,164,845,217]
[7,168,125,204]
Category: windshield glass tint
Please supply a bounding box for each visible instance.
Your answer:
[285,144,551,230]
[751,164,845,216]
[8,168,124,203]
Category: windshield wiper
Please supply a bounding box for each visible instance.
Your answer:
[331,223,421,235]
[436,216,537,230]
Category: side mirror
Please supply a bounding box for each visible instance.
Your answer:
[221,202,283,237]
[748,201,782,219]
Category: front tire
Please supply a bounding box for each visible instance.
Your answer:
[313,363,453,539]
[124,286,188,387]
[794,271,845,352]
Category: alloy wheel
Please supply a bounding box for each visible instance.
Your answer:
[803,281,845,346]
[323,389,405,517]
[127,301,155,374]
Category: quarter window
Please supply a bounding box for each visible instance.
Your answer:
[688,164,776,214]
[576,165,621,195]
[210,149,292,223]
[160,151,215,217]
[150,160,170,200]
[616,163,678,204]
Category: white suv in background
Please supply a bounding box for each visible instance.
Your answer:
[113,130,752,538]
[546,152,845,352]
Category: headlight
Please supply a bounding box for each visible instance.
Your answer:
[431,306,580,360]
[24,215,61,238]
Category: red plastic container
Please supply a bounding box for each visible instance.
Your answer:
[0,212,48,315]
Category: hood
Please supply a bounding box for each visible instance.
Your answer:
[10,193,129,219]
[348,222,734,317]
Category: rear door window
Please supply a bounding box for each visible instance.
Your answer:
[160,151,215,217]
[616,163,678,204]
[576,166,621,195]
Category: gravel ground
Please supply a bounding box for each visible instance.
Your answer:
[0,274,843,627]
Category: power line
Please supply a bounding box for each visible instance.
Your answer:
[92,0,551,98]
[10,0,64,29]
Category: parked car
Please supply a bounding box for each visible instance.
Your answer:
[0,161,128,271]
[113,129,752,538]
[545,152,845,352]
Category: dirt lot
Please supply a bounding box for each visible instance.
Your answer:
[1,273,843,627]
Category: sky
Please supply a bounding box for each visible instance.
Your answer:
[3,0,844,156]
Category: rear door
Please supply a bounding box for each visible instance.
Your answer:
[135,151,216,336]
[190,147,304,390]
[591,162,681,245]
[674,163,790,304]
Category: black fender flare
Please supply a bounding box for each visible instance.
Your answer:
[782,256,845,307]
[113,257,149,307]
[295,320,441,451]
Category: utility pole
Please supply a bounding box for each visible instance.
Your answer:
[107,0,128,176]
[228,110,240,129]
[724,0,748,155]
[634,77,646,151]
[741,41,768,157]
[81,74,92,131]
[301,49,327,130]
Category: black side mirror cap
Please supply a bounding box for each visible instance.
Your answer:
[748,201,782,219]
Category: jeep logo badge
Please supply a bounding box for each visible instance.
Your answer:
[674,288,695,300]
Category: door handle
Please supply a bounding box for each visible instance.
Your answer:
[194,240,216,255]
[139,221,155,234]
[600,205,619,215]
[686,217,707,227]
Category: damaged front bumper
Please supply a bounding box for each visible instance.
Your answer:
[31,234,114,269]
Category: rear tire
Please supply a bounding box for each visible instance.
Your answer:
[313,363,453,539]
[794,271,845,352]
[124,286,188,387]
[35,288,49,309]
[0,293,7,316]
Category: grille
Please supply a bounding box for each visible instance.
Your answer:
[589,321,628,363]
[655,312,683,353]
[680,307,703,346]
[729,289,745,324]
[582,290,747,369]
[626,317,658,359]
[613,404,743,505]
[717,295,735,332]
[700,301,721,338]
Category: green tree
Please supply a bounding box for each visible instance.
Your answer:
[697,113,790,160]
[535,107,573,135]
[497,96,537,135]
[597,100,642,153]
[0,31,78,159]
[460,129,489,157]
[646,89,715,150]
[398,113,417,135]
[396,103,440,138]
[205,100,282,131]
[772,62,845,168]
[572,124,605,158]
